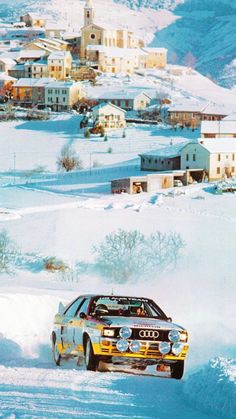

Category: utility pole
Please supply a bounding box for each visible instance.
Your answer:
[13,152,16,185]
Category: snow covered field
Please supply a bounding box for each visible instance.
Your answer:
[0,116,236,416]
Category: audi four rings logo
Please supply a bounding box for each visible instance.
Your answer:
[139,330,159,339]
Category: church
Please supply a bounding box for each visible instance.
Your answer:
[80,0,167,74]
[80,0,144,59]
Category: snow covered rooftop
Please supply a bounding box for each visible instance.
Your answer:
[201,120,236,134]
[200,139,236,153]
[142,47,168,53]
[0,57,16,65]
[168,101,207,113]
[94,89,151,100]
[13,77,54,87]
[18,50,46,59]
[92,101,126,113]
[45,81,80,88]
[48,51,71,59]
[223,113,236,121]
[0,72,17,81]
[139,141,190,158]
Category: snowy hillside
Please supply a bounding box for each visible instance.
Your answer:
[149,0,236,88]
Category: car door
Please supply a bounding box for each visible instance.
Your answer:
[61,297,84,352]
[72,298,91,353]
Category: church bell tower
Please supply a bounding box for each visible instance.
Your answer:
[84,0,94,26]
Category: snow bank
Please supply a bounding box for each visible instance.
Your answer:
[183,357,236,418]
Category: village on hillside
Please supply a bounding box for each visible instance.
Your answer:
[0,0,236,194]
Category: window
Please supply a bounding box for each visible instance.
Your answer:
[77,299,90,316]
[204,133,216,138]
[193,154,196,161]
[233,154,235,161]
[217,167,220,174]
[232,167,235,173]
[218,154,221,161]
[186,154,189,161]
[155,159,157,164]
[64,297,83,317]
[90,33,96,40]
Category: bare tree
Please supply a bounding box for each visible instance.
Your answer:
[0,230,18,273]
[57,145,83,172]
[184,52,197,69]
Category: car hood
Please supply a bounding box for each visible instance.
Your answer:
[100,316,185,331]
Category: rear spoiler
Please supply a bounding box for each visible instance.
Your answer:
[58,302,65,314]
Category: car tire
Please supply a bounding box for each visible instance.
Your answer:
[171,360,184,379]
[85,338,99,371]
[52,334,62,366]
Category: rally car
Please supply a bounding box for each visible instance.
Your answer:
[51,294,189,379]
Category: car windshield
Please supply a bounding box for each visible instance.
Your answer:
[89,296,167,319]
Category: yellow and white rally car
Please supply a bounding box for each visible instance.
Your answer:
[51,294,189,379]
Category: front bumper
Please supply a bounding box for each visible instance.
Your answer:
[93,338,189,362]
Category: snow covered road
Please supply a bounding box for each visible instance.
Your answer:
[0,364,214,418]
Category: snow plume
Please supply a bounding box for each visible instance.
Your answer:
[183,357,236,418]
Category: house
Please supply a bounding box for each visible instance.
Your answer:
[12,77,53,107]
[140,139,236,182]
[45,22,67,39]
[168,101,230,128]
[80,0,143,59]
[24,61,48,78]
[45,81,83,111]
[0,58,16,73]
[140,142,188,172]
[86,45,147,74]
[20,13,49,28]
[91,102,126,129]
[47,51,72,80]
[8,64,26,79]
[181,140,236,180]
[93,90,151,111]
[142,48,167,69]
[201,120,236,138]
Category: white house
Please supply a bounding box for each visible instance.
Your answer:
[0,58,16,73]
[91,102,126,129]
[181,139,236,180]
[45,81,82,111]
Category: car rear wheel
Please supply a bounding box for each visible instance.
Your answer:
[171,360,184,379]
[52,334,61,366]
[85,338,99,371]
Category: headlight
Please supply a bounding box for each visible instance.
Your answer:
[116,339,129,352]
[103,328,115,337]
[159,342,171,355]
[172,343,184,355]
[119,326,132,339]
[179,331,188,342]
[129,340,141,353]
[168,330,180,343]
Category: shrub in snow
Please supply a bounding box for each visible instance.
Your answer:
[57,145,83,172]
[107,146,112,153]
[44,257,68,272]
[104,135,108,142]
[143,231,185,272]
[93,229,146,282]
[92,160,102,168]
[183,357,236,418]
[0,229,18,273]
[84,128,91,138]
[93,229,185,282]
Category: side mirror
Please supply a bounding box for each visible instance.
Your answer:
[79,312,86,319]
[167,317,172,322]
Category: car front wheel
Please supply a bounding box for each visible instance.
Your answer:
[171,360,184,379]
[52,334,61,366]
[85,338,99,371]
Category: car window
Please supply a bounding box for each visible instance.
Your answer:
[64,297,83,317]
[76,298,90,316]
